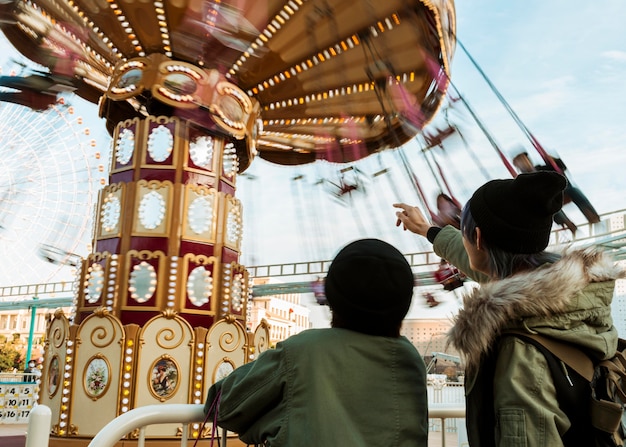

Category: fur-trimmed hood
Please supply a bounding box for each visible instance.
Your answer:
[448,247,625,371]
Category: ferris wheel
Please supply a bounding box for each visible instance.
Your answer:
[0,99,108,288]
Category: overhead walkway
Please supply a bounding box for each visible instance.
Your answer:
[1,210,624,305]
[251,208,626,297]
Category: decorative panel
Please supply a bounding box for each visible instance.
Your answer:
[77,252,118,312]
[111,118,140,173]
[120,250,166,310]
[220,263,249,320]
[221,194,243,251]
[69,311,125,436]
[252,319,271,357]
[181,253,218,314]
[98,183,125,238]
[134,314,194,437]
[182,185,218,242]
[203,318,247,390]
[220,141,238,186]
[38,310,70,435]
[187,133,216,172]
[143,116,178,167]
[133,180,173,236]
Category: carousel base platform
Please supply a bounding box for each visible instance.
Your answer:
[0,424,26,447]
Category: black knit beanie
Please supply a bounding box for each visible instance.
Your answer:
[469,171,567,253]
[325,239,414,331]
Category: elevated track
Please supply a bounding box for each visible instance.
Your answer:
[1,209,624,306]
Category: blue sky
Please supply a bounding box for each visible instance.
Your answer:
[0,1,625,291]
[238,1,626,268]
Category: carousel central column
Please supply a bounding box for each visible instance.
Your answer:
[78,53,260,327]
[40,53,266,444]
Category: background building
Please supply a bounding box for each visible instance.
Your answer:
[249,278,311,346]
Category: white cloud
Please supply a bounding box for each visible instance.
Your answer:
[602,50,626,62]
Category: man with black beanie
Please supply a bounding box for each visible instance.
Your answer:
[205,238,429,446]
[395,171,625,447]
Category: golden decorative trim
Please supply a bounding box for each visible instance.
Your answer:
[89,321,117,348]
[162,308,178,319]
[92,307,110,317]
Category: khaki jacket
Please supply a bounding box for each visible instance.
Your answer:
[434,226,624,447]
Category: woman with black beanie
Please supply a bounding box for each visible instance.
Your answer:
[395,171,625,447]
[204,238,429,446]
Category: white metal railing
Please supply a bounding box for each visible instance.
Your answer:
[75,403,464,447]
[26,401,465,447]
[22,403,466,447]
[87,404,206,447]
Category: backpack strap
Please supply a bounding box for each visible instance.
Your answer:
[504,330,594,381]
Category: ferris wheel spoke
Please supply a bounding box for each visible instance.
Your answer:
[0,95,108,286]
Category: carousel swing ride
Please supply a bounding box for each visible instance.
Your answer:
[0,0,457,443]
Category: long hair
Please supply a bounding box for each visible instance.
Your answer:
[460,203,561,279]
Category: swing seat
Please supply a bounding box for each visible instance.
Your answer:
[434,263,466,291]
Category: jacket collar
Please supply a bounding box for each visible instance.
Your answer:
[448,247,624,371]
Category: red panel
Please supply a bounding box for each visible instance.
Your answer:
[117,311,215,330]
[128,237,169,253]
[110,170,134,184]
[182,171,215,188]
[217,180,235,195]
[181,313,216,330]
[117,311,157,328]
[221,246,239,264]
[180,240,215,257]
[95,238,121,254]
[137,168,176,183]
[113,122,138,171]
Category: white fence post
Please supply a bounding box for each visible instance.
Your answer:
[26,404,51,447]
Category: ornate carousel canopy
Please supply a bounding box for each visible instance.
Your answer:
[0,0,455,169]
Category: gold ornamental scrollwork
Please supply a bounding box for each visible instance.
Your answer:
[51,423,78,436]
[253,320,271,355]
[90,320,117,348]
[49,323,67,349]
[162,308,179,319]
[218,326,244,353]
[92,307,110,318]
[155,319,186,349]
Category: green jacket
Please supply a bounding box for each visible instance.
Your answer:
[434,226,624,447]
[205,328,429,446]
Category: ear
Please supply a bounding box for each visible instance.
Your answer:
[475,227,483,251]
